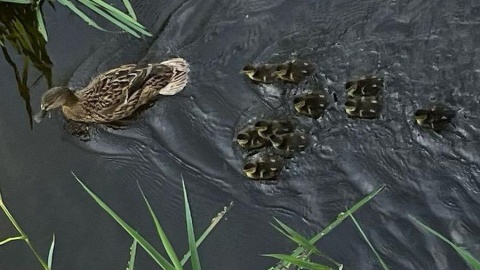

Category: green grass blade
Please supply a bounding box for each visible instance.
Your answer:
[264,254,332,270]
[90,0,150,35]
[35,6,48,41]
[56,0,108,32]
[182,180,201,270]
[78,0,140,38]
[72,172,175,270]
[273,218,322,256]
[122,0,137,21]
[0,236,26,246]
[272,184,385,270]
[180,201,233,266]
[127,239,138,270]
[411,216,480,270]
[47,234,55,269]
[0,0,32,3]
[137,183,182,270]
[349,214,389,270]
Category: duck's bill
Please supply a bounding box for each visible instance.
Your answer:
[34,110,47,123]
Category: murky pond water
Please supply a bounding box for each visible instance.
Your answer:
[1,0,480,269]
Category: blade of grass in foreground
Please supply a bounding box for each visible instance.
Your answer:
[127,239,138,270]
[271,184,386,270]
[0,236,26,246]
[269,218,341,268]
[183,180,202,270]
[56,0,108,32]
[0,0,32,3]
[180,201,233,266]
[349,214,389,270]
[410,216,480,270]
[137,183,182,270]
[266,254,332,270]
[90,0,150,35]
[122,0,137,20]
[47,234,55,269]
[35,6,48,41]
[72,172,176,270]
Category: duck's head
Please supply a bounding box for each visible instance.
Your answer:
[242,162,257,177]
[344,100,357,113]
[236,132,251,146]
[34,87,76,123]
[414,109,429,125]
[293,97,306,112]
[241,65,256,76]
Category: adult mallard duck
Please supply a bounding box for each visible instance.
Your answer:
[34,58,190,123]
[344,96,381,119]
[293,93,327,119]
[414,104,456,131]
[242,154,285,180]
[240,64,279,83]
[345,75,383,97]
[274,59,315,83]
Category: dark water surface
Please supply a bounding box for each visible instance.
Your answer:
[1,0,480,269]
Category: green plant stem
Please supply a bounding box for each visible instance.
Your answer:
[0,191,50,270]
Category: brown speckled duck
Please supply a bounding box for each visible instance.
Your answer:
[34,58,189,123]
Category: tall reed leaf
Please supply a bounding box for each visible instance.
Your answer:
[47,234,55,269]
[266,254,332,270]
[183,180,201,270]
[411,216,480,270]
[121,0,136,20]
[56,0,107,32]
[349,214,389,270]
[0,0,31,3]
[35,6,48,41]
[137,183,182,270]
[72,172,176,270]
[127,239,138,270]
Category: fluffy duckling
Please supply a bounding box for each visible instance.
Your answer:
[241,64,279,83]
[236,126,270,151]
[274,59,315,83]
[344,96,381,119]
[345,76,384,97]
[254,119,296,139]
[242,155,285,180]
[414,104,456,131]
[269,133,308,154]
[293,93,328,119]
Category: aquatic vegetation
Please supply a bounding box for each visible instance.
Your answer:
[0,190,55,270]
[35,58,190,124]
[267,184,386,270]
[410,216,480,270]
[414,104,456,132]
[73,172,232,270]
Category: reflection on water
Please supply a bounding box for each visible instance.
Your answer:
[0,2,52,128]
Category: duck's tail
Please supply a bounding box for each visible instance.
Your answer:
[158,58,190,95]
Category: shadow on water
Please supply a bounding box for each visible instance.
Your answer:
[0,2,53,128]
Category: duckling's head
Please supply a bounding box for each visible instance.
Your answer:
[254,120,270,132]
[344,100,357,113]
[414,110,429,125]
[242,162,257,177]
[35,87,77,123]
[269,134,283,148]
[273,64,289,76]
[241,65,256,76]
[293,97,306,111]
[236,132,251,146]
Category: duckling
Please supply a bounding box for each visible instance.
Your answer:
[236,126,270,151]
[414,104,456,131]
[242,155,285,180]
[345,76,384,97]
[344,96,381,119]
[269,132,308,154]
[240,64,279,83]
[274,59,315,83]
[293,93,328,119]
[253,119,296,139]
[34,58,189,123]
